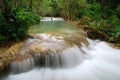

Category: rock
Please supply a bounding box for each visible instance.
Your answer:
[0,62,4,70]
[0,41,25,71]
[13,54,32,62]
[10,51,15,56]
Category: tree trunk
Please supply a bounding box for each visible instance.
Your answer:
[101,0,105,10]
[0,0,7,12]
[67,0,70,20]
[36,0,42,14]
[0,0,11,20]
[101,0,107,18]
[29,0,33,11]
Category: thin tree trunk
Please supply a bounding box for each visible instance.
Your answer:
[109,0,111,6]
[29,0,33,11]
[101,0,105,11]
[0,0,11,20]
[36,0,42,14]
[101,0,107,18]
[67,0,70,20]
[0,0,7,12]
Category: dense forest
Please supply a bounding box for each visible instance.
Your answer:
[0,0,120,45]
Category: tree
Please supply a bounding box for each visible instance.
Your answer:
[29,0,33,11]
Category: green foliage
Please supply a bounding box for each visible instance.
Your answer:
[13,8,41,25]
[78,3,102,20]
[39,0,52,16]
[81,14,120,42]
[0,8,41,44]
[115,5,120,19]
[39,0,88,20]
[107,15,120,39]
[79,3,120,42]
[49,0,62,17]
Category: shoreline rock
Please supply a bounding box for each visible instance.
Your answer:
[0,42,25,72]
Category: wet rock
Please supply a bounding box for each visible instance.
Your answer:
[20,33,88,56]
[10,52,15,56]
[10,54,34,74]
[0,42,25,72]
[13,54,31,62]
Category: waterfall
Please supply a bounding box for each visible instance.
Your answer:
[1,19,120,80]
[8,33,87,74]
[32,45,86,68]
[2,39,120,80]
[10,54,34,74]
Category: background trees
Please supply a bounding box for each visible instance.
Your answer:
[0,0,41,44]
[78,0,120,43]
[0,0,120,44]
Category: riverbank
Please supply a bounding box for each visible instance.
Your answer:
[0,41,25,72]
[68,16,120,48]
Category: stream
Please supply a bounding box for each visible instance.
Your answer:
[1,17,120,80]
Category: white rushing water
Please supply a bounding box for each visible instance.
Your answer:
[2,38,120,80]
[41,17,65,21]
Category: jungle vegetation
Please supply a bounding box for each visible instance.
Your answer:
[0,0,120,45]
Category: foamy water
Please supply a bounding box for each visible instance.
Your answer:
[2,39,120,80]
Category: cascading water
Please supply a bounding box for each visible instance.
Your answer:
[1,17,120,80]
[10,54,34,74]
[9,33,87,73]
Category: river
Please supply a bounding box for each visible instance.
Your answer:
[1,17,120,80]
